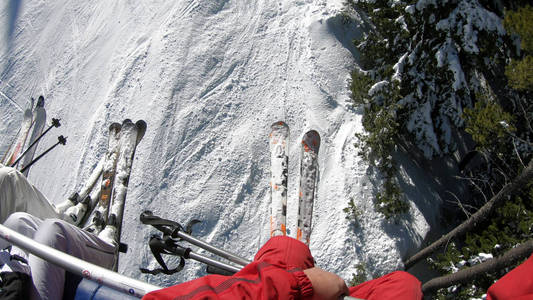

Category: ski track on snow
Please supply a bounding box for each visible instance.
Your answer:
[0,0,442,286]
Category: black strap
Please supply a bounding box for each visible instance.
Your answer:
[139,235,186,275]
[139,211,201,275]
[10,254,28,265]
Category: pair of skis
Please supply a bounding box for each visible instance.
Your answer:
[2,96,49,176]
[59,119,146,270]
[139,121,320,279]
[269,121,320,245]
[96,119,146,257]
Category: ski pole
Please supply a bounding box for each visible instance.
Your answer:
[140,234,241,276]
[140,211,251,267]
[177,246,242,274]
[175,230,251,267]
[20,135,67,174]
[11,118,61,168]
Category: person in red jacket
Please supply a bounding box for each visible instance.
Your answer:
[486,253,533,300]
[143,235,533,299]
[143,236,423,300]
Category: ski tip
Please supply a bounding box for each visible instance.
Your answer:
[120,119,137,134]
[303,130,320,138]
[37,96,45,107]
[270,121,289,136]
[302,130,320,153]
[135,120,147,131]
[271,121,288,128]
[122,119,134,126]
[109,122,122,132]
[135,120,147,143]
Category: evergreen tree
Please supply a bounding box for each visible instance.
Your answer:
[503,5,533,91]
[345,0,533,297]
[430,6,533,297]
[346,0,515,219]
[348,0,510,159]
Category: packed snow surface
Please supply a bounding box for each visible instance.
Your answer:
[1,0,443,287]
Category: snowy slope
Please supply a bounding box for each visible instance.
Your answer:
[1,0,443,287]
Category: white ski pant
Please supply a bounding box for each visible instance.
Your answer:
[1,212,115,300]
[0,165,59,223]
[0,165,115,300]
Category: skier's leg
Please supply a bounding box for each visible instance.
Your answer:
[0,213,40,300]
[0,166,58,223]
[254,236,315,270]
[0,212,42,273]
[0,212,43,249]
[28,218,115,300]
[348,271,422,300]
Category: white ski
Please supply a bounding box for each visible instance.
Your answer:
[21,96,47,176]
[85,122,122,234]
[99,120,146,249]
[269,121,289,237]
[296,130,320,245]
[61,157,105,224]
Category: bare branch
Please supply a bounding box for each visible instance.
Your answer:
[512,138,526,168]
[445,191,472,218]
[469,178,490,204]
[516,96,533,133]
[404,159,533,270]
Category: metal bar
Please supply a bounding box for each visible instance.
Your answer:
[175,230,251,267]
[0,224,161,298]
[187,250,242,274]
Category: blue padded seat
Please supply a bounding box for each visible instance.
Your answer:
[68,277,139,300]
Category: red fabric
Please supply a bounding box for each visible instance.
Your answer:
[142,236,422,300]
[142,236,314,300]
[349,271,422,300]
[486,253,533,300]
[253,235,314,270]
